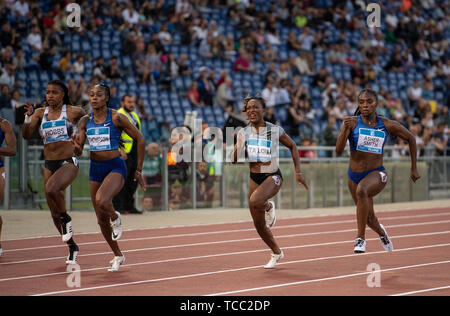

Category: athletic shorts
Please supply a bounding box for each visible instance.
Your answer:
[0,158,3,168]
[347,166,385,184]
[44,157,79,174]
[89,156,127,183]
[250,169,283,186]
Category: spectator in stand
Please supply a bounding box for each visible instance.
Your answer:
[0,64,17,90]
[287,31,301,51]
[323,115,339,154]
[1,24,19,49]
[313,67,329,91]
[233,50,254,73]
[294,51,313,75]
[35,42,55,72]
[26,25,42,51]
[328,43,348,65]
[158,23,172,44]
[92,56,107,81]
[105,56,122,82]
[198,32,213,58]
[13,0,30,19]
[197,67,214,106]
[261,79,278,108]
[223,34,237,60]
[408,80,423,109]
[351,60,364,82]
[298,26,315,52]
[188,81,203,107]
[216,76,235,109]
[122,2,139,26]
[71,55,85,74]
[177,54,191,77]
[0,85,10,113]
[145,44,162,83]
[58,50,71,74]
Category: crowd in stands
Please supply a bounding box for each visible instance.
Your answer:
[0,0,449,161]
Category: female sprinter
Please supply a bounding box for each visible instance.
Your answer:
[0,117,17,257]
[74,84,146,272]
[231,95,308,268]
[335,88,420,253]
[22,80,86,264]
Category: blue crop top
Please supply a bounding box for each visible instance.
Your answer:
[349,116,388,155]
[86,109,121,151]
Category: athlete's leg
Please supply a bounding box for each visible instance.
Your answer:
[248,175,282,254]
[90,172,125,256]
[0,167,4,246]
[353,170,387,239]
[44,164,79,234]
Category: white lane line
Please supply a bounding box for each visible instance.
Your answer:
[1,220,450,266]
[1,230,448,283]
[30,243,450,296]
[4,207,450,243]
[4,212,450,253]
[390,285,450,296]
[205,260,450,296]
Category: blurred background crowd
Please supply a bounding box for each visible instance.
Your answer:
[0,0,449,210]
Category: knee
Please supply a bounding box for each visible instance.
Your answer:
[45,183,60,199]
[248,196,265,211]
[355,185,369,200]
[95,194,110,211]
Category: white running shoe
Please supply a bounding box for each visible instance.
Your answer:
[111,212,122,241]
[265,201,276,228]
[354,238,366,253]
[264,250,284,269]
[379,224,394,252]
[108,256,125,272]
[66,247,78,264]
[61,219,73,243]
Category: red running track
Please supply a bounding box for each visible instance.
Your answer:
[0,207,450,296]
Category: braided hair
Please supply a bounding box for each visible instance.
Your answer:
[354,88,378,116]
[241,94,266,112]
[47,79,72,105]
[90,83,111,106]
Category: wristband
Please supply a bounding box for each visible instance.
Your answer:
[24,114,32,124]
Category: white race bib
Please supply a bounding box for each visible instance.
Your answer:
[357,128,385,154]
[87,127,111,151]
[247,138,272,162]
[41,120,69,143]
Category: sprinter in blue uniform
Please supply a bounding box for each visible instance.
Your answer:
[0,117,17,257]
[336,88,420,253]
[22,80,85,264]
[74,84,146,272]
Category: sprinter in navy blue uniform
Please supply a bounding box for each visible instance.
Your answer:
[22,80,85,264]
[336,89,420,254]
[0,117,17,257]
[74,84,146,272]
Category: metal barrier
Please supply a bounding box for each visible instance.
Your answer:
[3,141,450,211]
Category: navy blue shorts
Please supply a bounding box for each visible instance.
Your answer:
[89,156,127,183]
[348,166,385,184]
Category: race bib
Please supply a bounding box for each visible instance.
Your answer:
[41,120,69,143]
[357,128,385,154]
[247,138,271,162]
[87,127,111,151]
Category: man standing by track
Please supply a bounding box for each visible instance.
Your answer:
[113,94,142,214]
